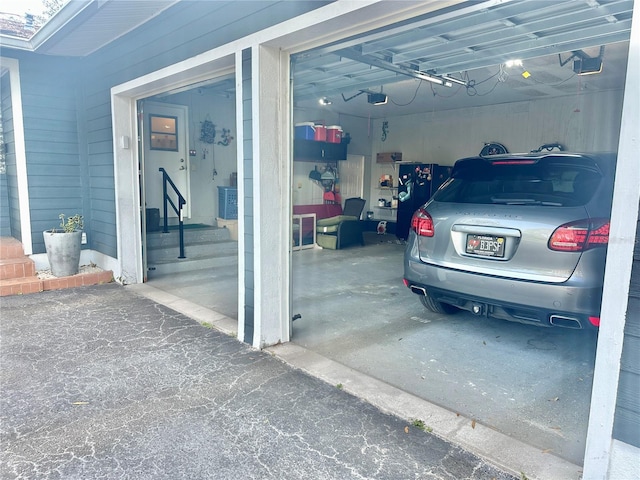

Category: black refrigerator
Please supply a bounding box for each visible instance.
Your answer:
[396,163,452,240]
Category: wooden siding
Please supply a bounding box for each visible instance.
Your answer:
[2,53,84,254]
[613,218,640,447]
[242,48,254,345]
[0,72,20,241]
[0,173,9,236]
[0,75,10,236]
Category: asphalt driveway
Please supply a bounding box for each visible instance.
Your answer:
[1,284,516,480]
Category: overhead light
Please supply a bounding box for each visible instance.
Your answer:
[367,93,387,105]
[415,71,444,85]
[318,97,332,105]
[505,59,523,68]
[441,75,467,87]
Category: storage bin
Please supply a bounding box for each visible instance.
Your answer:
[326,125,342,143]
[217,186,238,219]
[314,124,326,141]
[295,122,315,140]
[216,217,238,240]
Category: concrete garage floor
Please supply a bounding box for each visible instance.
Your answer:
[145,232,598,473]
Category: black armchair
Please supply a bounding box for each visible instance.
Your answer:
[316,197,366,249]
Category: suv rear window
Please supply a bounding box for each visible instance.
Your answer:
[433,157,603,207]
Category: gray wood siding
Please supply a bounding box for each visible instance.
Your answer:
[613,218,640,447]
[1,75,10,237]
[72,1,327,261]
[18,54,83,254]
[1,72,20,241]
[242,48,254,345]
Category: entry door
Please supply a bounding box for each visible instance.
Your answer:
[143,101,190,218]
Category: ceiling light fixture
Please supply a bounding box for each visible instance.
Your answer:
[505,59,523,68]
[441,75,467,87]
[318,97,332,105]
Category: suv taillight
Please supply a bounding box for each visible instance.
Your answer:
[411,208,434,237]
[548,218,610,252]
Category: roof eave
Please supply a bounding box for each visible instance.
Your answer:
[29,0,98,53]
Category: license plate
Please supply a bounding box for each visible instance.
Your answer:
[466,234,505,257]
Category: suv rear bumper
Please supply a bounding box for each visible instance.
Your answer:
[405,258,602,329]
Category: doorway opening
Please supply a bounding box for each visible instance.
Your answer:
[137,78,239,321]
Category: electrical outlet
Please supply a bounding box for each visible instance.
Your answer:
[81,232,87,244]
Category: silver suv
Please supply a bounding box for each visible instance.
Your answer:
[403,152,616,329]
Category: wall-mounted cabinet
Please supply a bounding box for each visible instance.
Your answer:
[294,139,347,162]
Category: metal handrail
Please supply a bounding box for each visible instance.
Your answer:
[158,167,186,259]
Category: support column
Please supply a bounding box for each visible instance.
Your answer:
[249,44,292,349]
[583,0,640,476]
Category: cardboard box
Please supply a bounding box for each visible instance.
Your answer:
[216,217,238,240]
[376,152,402,163]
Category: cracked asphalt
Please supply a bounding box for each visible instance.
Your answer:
[1,284,516,479]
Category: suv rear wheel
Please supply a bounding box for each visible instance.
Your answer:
[419,291,459,314]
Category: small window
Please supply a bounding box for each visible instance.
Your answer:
[149,115,178,151]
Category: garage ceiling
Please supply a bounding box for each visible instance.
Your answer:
[289,0,633,118]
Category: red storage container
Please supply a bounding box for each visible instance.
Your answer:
[314,124,326,141]
[326,125,342,143]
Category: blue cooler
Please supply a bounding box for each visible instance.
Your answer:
[295,122,315,140]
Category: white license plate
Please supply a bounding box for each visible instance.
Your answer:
[466,234,505,257]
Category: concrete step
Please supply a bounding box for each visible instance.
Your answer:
[146,226,230,248]
[147,253,238,278]
[147,239,237,263]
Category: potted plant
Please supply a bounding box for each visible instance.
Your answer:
[43,214,84,277]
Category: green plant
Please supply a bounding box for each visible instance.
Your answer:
[58,214,84,233]
[410,418,433,433]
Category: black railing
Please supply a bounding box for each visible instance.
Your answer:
[159,167,186,259]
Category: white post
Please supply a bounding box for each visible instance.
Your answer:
[251,44,292,349]
[583,0,640,477]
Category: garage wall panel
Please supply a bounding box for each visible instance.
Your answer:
[613,219,640,448]
[370,91,624,165]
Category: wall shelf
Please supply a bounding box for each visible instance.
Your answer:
[294,139,347,162]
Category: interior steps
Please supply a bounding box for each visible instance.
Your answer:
[146,226,238,278]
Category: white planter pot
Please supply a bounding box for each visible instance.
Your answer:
[43,230,82,277]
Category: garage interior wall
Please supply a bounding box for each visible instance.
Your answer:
[292,89,625,215]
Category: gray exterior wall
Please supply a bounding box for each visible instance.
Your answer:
[0,77,12,237]
[242,48,254,344]
[1,53,84,252]
[75,0,325,259]
[1,72,18,240]
[613,218,640,447]
[3,1,327,258]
